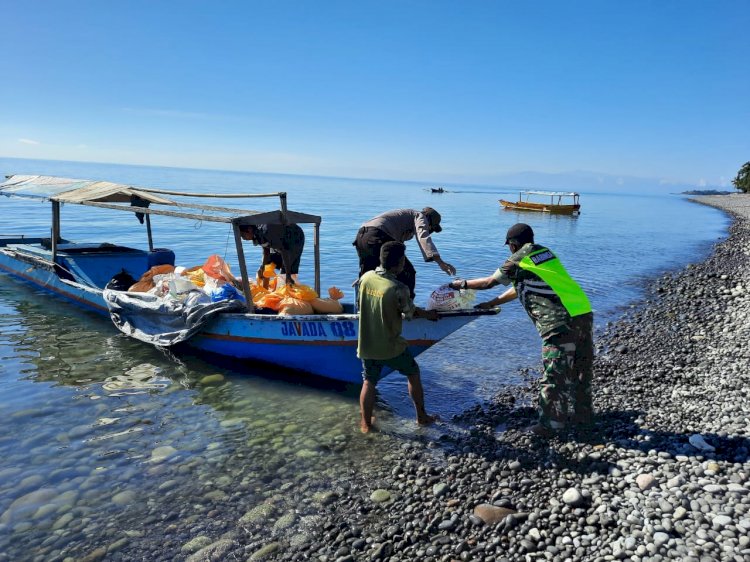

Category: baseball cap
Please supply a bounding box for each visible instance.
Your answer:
[422,207,442,233]
[505,223,534,245]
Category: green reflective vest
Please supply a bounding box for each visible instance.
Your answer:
[518,247,592,317]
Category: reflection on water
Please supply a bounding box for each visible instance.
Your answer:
[102,363,171,394]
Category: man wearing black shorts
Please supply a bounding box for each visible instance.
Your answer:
[353,207,455,299]
[357,241,439,433]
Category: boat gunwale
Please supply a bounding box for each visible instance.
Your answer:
[1,245,497,323]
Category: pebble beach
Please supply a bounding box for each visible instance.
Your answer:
[258,193,750,562]
[4,193,749,562]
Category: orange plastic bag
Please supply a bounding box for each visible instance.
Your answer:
[310,285,344,313]
[276,283,318,301]
[278,297,314,316]
[255,292,283,311]
[128,264,175,292]
[128,280,154,293]
[328,286,344,300]
[310,298,344,314]
[251,283,270,303]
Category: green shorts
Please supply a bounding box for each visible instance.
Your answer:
[361,349,419,383]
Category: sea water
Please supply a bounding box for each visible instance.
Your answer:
[0,157,729,558]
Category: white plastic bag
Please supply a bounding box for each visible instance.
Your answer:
[426,286,476,311]
[152,273,178,298]
[169,277,196,298]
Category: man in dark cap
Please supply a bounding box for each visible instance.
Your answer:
[353,207,456,299]
[449,223,594,436]
[357,241,439,433]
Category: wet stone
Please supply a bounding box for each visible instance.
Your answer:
[248,541,281,560]
[370,489,391,503]
[181,536,213,554]
[199,374,225,386]
[433,483,449,497]
[473,504,516,524]
[562,488,584,507]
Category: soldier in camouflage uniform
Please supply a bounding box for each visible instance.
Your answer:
[449,223,594,435]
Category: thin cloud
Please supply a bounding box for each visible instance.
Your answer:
[18,138,40,145]
[121,107,212,120]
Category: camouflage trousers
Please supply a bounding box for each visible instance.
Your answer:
[539,313,594,429]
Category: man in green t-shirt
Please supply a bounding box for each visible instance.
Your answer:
[357,241,438,433]
[449,223,594,436]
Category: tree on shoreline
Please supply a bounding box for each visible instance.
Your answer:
[733,161,750,193]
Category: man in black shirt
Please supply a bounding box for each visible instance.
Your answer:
[240,223,305,285]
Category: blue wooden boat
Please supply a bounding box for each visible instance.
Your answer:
[0,175,496,384]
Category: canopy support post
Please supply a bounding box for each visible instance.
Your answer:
[145,214,154,251]
[51,200,60,262]
[232,223,253,307]
[313,223,321,296]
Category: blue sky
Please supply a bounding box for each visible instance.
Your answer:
[0,1,748,188]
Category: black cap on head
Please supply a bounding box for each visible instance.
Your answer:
[380,241,406,269]
[422,207,442,233]
[505,223,534,246]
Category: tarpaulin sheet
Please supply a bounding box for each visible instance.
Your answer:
[103,289,244,347]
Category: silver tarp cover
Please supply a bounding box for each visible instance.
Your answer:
[0,175,175,204]
[103,289,244,347]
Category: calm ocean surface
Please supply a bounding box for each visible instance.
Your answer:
[0,157,729,557]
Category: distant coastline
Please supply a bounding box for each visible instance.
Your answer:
[682,189,735,195]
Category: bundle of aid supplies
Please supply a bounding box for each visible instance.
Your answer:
[425,284,476,311]
[123,254,344,315]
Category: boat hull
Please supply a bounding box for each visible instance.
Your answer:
[499,199,580,215]
[0,248,488,384]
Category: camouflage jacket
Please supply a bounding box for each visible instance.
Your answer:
[491,243,573,337]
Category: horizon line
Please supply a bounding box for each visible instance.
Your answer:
[0,154,716,191]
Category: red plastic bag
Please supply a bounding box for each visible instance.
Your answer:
[202,255,237,284]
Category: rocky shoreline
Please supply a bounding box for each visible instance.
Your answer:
[187,194,750,562]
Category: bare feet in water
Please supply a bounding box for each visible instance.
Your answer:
[360,415,377,433]
[417,414,440,426]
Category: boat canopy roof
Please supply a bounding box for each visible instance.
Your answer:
[522,190,579,197]
[0,174,321,226]
[0,175,175,204]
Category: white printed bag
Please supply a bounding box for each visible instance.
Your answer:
[426,286,476,311]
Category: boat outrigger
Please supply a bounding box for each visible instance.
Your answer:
[499,190,581,215]
[0,175,496,384]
